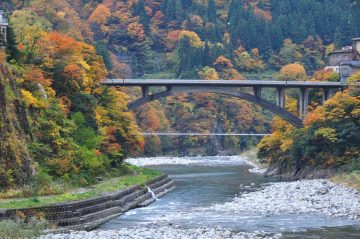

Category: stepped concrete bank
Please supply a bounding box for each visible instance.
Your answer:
[0,174,175,233]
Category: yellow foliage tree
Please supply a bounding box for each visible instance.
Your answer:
[198,67,219,80]
[213,56,244,80]
[88,4,111,25]
[127,22,145,42]
[278,63,307,81]
[178,30,204,48]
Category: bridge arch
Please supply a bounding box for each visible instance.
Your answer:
[128,86,304,128]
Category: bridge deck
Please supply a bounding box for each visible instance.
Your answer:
[103,79,344,88]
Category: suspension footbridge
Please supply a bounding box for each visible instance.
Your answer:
[141,132,270,136]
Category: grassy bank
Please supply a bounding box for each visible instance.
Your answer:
[332,171,360,189]
[332,159,360,189]
[0,165,161,209]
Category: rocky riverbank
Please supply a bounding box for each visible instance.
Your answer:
[126,155,266,174]
[202,179,360,220]
[39,225,282,239]
[265,161,342,180]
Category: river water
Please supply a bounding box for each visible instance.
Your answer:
[99,156,360,238]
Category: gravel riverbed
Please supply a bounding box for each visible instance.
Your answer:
[40,225,282,239]
[39,179,360,238]
[200,179,360,220]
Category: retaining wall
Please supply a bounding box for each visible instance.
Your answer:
[0,174,175,232]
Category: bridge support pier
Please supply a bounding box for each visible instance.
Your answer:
[299,88,309,119]
[141,86,149,98]
[321,88,331,104]
[276,87,285,108]
[253,86,262,99]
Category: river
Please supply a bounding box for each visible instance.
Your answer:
[95,156,360,239]
[42,156,360,238]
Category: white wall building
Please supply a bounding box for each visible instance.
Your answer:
[0,10,8,46]
[325,38,360,81]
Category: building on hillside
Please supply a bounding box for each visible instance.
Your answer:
[339,60,360,79]
[325,38,360,81]
[0,10,8,48]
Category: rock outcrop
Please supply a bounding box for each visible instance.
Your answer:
[0,64,34,187]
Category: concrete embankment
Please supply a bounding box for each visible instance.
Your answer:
[0,174,175,233]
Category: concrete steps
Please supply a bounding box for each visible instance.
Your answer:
[40,174,176,233]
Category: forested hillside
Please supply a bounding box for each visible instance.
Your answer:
[0,0,146,190]
[0,0,359,189]
[257,72,360,180]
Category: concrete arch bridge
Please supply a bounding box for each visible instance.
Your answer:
[101,79,345,128]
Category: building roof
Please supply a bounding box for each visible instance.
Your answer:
[341,60,360,68]
[352,38,360,42]
[329,49,353,55]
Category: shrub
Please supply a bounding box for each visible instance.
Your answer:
[0,217,47,239]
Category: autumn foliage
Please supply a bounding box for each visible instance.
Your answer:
[278,63,307,81]
[2,4,144,189]
[258,89,360,172]
[88,4,111,24]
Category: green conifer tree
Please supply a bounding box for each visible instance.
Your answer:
[133,0,150,32]
[207,0,217,23]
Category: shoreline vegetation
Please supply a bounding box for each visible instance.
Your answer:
[248,148,360,190]
[0,217,47,239]
[333,171,360,189]
[0,164,160,209]
[239,148,268,171]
